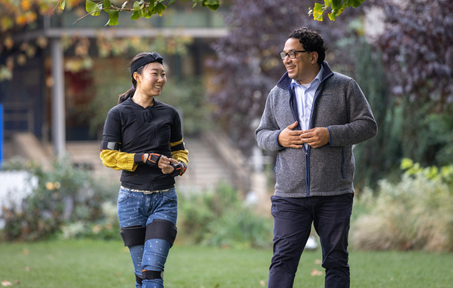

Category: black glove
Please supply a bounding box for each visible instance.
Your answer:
[168,162,187,177]
[146,153,162,167]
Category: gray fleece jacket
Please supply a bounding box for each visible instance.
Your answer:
[255,61,377,198]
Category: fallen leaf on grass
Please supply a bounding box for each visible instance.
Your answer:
[311,269,323,276]
[1,280,12,287]
[314,259,322,264]
[22,249,29,255]
[260,280,266,286]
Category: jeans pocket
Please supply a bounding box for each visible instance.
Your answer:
[118,188,132,203]
[162,189,177,202]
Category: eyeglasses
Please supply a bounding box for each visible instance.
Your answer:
[280,50,308,60]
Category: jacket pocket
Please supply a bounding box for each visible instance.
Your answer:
[274,150,306,193]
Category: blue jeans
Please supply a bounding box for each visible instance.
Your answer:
[118,187,178,288]
[268,194,353,288]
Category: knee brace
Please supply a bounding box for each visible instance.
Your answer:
[120,225,146,247]
[145,219,177,247]
[136,271,163,285]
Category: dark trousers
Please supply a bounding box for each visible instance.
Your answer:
[268,194,353,288]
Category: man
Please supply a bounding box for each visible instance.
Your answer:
[255,27,377,288]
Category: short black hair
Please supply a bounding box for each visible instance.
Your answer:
[288,27,327,65]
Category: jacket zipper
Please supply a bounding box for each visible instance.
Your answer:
[284,66,333,198]
[305,146,310,196]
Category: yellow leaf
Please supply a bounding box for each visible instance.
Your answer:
[311,268,323,276]
[1,280,13,287]
[21,0,31,10]
[1,17,14,32]
[4,37,14,50]
[328,12,336,21]
[313,3,324,21]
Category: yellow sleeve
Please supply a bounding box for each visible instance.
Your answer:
[170,138,189,165]
[171,149,189,165]
[100,150,138,172]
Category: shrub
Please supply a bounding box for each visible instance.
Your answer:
[60,202,121,241]
[351,159,453,252]
[177,182,273,248]
[0,157,118,241]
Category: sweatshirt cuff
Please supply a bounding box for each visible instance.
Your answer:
[276,130,285,150]
[134,153,145,164]
[327,127,332,146]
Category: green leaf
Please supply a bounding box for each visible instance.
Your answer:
[313,2,324,21]
[169,0,176,4]
[131,10,141,20]
[152,3,167,16]
[202,0,220,10]
[121,1,128,9]
[59,0,66,10]
[95,4,102,16]
[103,0,111,12]
[106,10,119,26]
[144,5,153,18]
[86,0,97,12]
[350,0,363,8]
[86,0,101,16]
[331,0,342,10]
[133,1,140,10]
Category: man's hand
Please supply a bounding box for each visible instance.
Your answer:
[159,156,179,174]
[300,127,330,148]
[278,121,304,149]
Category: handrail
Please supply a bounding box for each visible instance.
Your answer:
[1,102,34,137]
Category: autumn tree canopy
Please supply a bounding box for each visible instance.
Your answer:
[375,0,453,110]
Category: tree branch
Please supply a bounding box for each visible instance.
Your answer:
[72,3,139,25]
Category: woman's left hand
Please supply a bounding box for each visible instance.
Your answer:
[159,156,179,174]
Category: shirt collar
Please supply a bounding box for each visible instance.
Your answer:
[290,65,324,89]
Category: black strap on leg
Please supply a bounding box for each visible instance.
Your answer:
[142,270,163,280]
[135,274,143,285]
[145,219,177,247]
[120,225,146,247]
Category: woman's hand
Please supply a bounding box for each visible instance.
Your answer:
[158,156,179,174]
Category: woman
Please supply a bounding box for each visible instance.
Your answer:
[100,52,188,288]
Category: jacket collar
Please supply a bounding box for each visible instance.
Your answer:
[125,97,161,108]
[276,61,334,90]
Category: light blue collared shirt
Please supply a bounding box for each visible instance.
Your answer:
[291,65,324,148]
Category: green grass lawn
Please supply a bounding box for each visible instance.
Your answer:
[1,240,452,287]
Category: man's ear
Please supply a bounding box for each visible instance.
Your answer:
[311,51,319,65]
